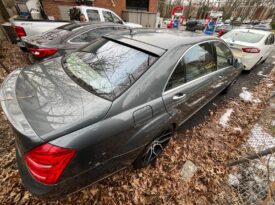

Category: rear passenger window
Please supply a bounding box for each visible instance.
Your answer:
[111,13,122,24]
[184,43,216,82]
[214,42,233,69]
[87,10,100,22]
[165,59,185,91]
[70,32,88,43]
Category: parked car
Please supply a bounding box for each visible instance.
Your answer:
[186,19,206,31]
[0,29,242,198]
[217,24,235,36]
[10,6,142,39]
[252,23,272,31]
[221,29,274,70]
[22,22,127,63]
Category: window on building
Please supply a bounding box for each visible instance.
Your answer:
[126,0,149,10]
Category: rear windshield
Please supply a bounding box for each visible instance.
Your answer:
[62,39,158,100]
[222,31,264,43]
[39,24,82,40]
[40,29,69,40]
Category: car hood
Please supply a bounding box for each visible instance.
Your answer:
[124,22,143,28]
[0,57,112,140]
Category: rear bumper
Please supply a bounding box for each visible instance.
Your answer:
[16,143,136,199]
[232,52,261,70]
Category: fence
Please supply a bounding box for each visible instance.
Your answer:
[216,118,275,205]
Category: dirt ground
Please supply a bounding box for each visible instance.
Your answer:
[0,41,274,204]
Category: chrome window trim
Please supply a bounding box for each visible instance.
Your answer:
[162,39,233,95]
[163,65,231,95]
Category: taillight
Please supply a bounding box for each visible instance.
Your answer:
[242,48,260,53]
[14,26,26,38]
[24,143,76,184]
[28,48,57,58]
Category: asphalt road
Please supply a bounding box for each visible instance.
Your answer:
[178,51,274,132]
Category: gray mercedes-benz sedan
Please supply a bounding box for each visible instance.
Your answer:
[0,29,242,198]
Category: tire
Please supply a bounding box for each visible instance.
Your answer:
[261,58,267,64]
[133,126,174,169]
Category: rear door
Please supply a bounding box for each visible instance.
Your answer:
[162,43,217,126]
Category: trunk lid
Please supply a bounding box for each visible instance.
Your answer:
[22,29,68,48]
[1,57,112,143]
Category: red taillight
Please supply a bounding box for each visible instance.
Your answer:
[24,143,76,184]
[14,26,26,38]
[242,48,260,53]
[28,48,57,58]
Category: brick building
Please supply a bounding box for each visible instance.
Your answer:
[42,0,158,20]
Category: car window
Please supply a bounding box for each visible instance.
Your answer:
[165,59,185,91]
[70,27,117,43]
[96,27,115,35]
[87,9,100,22]
[70,32,88,43]
[184,43,216,82]
[214,42,233,69]
[62,39,158,100]
[111,13,122,24]
[222,31,264,43]
[102,11,113,22]
[271,34,275,44]
[266,34,274,45]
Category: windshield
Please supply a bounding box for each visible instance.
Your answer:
[62,39,158,100]
[222,31,264,43]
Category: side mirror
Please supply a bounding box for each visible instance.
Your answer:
[233,58,243,69]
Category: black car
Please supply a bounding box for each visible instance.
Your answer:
[186,19,206,31]
[0,29,242,198]
[22,22,127,63]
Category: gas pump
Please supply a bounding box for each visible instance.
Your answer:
[167,5,185,29]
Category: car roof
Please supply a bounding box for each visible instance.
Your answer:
[230,28,272,35]
[104,29,218,52]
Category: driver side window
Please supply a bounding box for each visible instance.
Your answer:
[102,11,114,22]
[111,13,122,24]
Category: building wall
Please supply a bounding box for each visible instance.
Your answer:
[42,0,158,20]
[94,0,125,17]
[42,0,77,20]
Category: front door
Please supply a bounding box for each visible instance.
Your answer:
[162,43,217,126]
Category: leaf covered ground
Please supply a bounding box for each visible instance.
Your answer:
[0,41,274,204]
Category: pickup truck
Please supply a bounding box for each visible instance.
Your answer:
[11,6,142,38]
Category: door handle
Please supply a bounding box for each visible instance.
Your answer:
[173,93,186,101]
[219,75,224,79]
